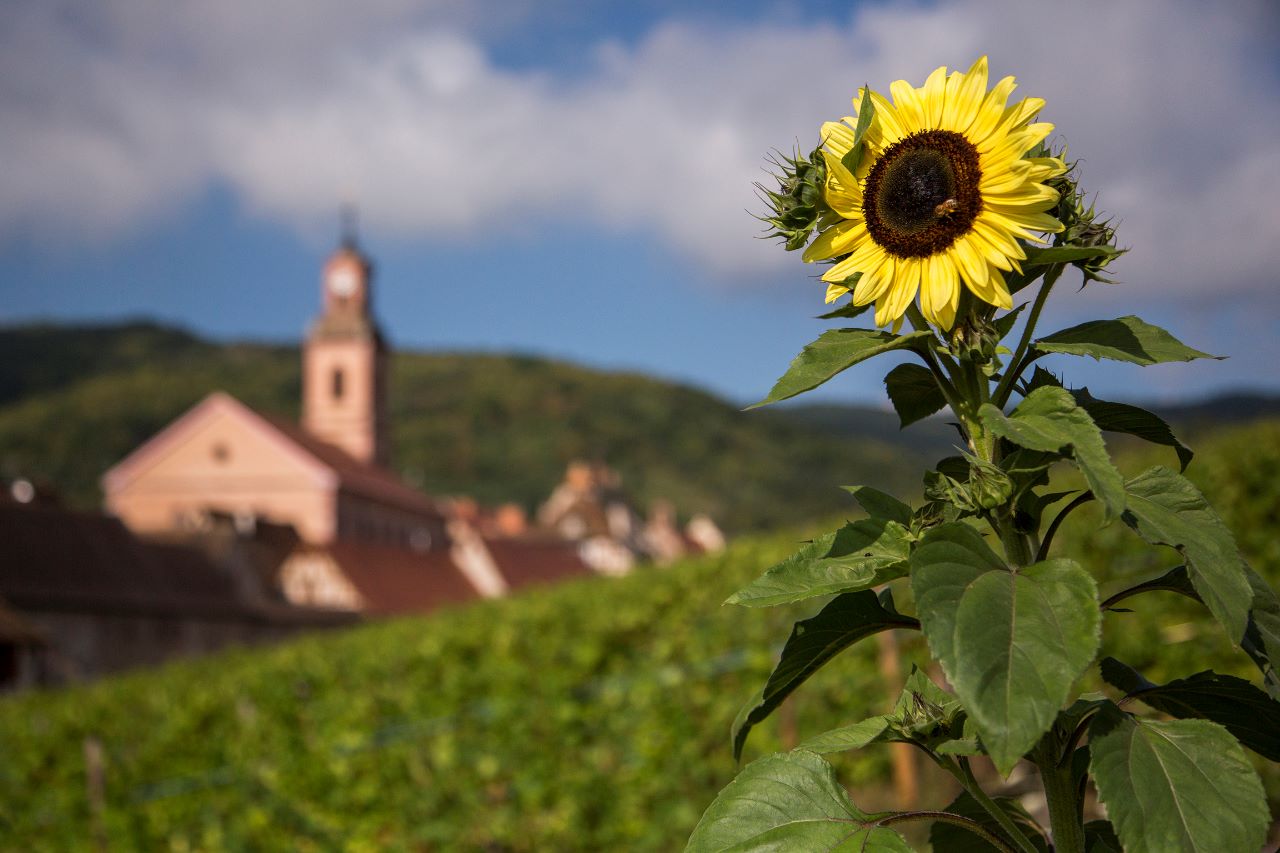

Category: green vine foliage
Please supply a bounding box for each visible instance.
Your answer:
[688,140,1280,852]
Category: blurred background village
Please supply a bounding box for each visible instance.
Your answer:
[2,0,1279,849]
[2,227,732,686]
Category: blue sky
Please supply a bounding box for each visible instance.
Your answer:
[2,0,1278,406]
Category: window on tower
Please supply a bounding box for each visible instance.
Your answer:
[332,367,345,400]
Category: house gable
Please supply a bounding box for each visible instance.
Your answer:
[103,393,340,541]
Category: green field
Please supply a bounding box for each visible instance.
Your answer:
[2,419,1278,850]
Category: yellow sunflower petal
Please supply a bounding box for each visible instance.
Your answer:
[940,69,966,131]
[981,122,1054,164]
[920,253,958,328]
[821,252,863,283]
[919,65,948,128]
[821,120,856,158]
[962,258,1012,310]
[950,55,989,134]
[979,161,1034,194]
[1023,156,1068,181]
[882,259,920,324]
[965,75,1017,145]
[972,218,1028,265]
[825,282,852,304]
[868,90,908,143]
[984,183,1060,208]
[803,220,866,262]
[823,154,864,211]
[998,96,1047,134]
[950,239,989,290]
[872,293,893,327]
[986,267,1013,309]
[984,209,1064,236]
[889,78,926,134]
[853,255,895,305]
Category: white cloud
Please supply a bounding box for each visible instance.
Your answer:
[2,0,1277,302]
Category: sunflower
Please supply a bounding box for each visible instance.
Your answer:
[805,57,1066,330]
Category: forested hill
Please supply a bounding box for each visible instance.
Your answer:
[0,321,954,531]
[4,321,1275,532]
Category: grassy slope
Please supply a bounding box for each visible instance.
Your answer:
[2,419,1278,850]
[0,528,897,851]
[0,322,940,531]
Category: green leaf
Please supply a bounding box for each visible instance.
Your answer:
[731,590,917,760]
[726,519,912,607]
[1072,388,1193,470]
[817,298,870,320]
[842,485,913,525]
[1083,821,1122,853]
[799,716,893,755]
[1099,658,1280,760]
[1242,564,1280,698]
[979,386,1125,523]
[840,86,876,177]
[934,736,983,756]
[801,668,963,755]
[1088,706,1268,853]
[911,523,1101,774]
[749,329,933,408]
[1034,316,1219,366]
[685,749,911,852]
[1024,365,1061,394]
[929,792,1049,853]
[1022,244,1122,268]
[1121,466,1252,643]
[1105,564,1280,699]
[884,362,947,427]
[992,303,1027,340]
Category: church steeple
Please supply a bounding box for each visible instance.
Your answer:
[301,215,390,467]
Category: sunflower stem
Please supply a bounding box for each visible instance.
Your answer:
[992,263,1063,409]
[1036,492,1094,561]
[873,810,1019,853]
[904,304,969,436]
[938,756,1045,853]
[1037,754,1087,853]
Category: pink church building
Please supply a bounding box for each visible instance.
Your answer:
[100,233,597,615]
[104,237,446,553]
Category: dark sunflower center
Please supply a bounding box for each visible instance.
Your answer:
[863,129,982,258]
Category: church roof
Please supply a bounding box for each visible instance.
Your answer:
[103,392,442,518]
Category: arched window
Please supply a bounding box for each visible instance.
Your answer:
[331,367,345,400]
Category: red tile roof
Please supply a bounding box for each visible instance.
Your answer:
[482,536,593,591]
[320,541,479,615]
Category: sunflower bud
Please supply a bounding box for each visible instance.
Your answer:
[948,312,1001,365]
[923,457,1013,514]
[1046,151,1124,284]
[757,144,829,252]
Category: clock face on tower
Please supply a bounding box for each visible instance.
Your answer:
[329,267,358,298]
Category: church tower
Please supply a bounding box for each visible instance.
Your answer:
[302,218,390,467]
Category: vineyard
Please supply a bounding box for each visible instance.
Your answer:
[2,419,1278,851]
